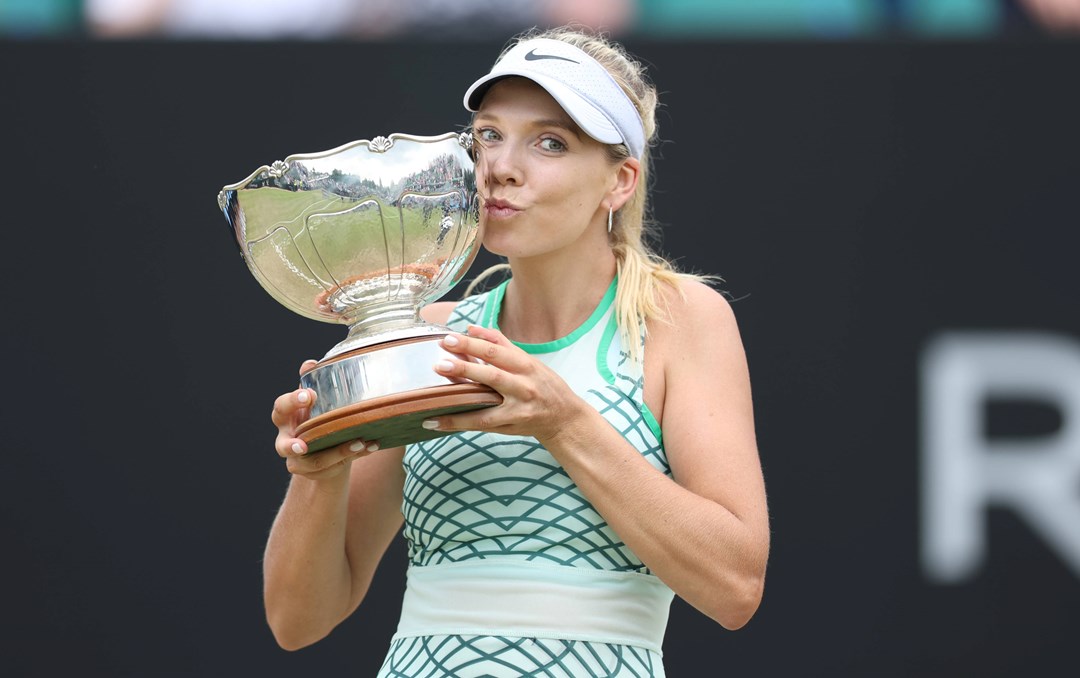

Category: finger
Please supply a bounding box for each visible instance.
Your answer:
[275,432,307,459]
[436,334,488,384]
[286,447,360,477]
[423,408,503,434]
[465,324,515,348]
[282,436,379,459]
[271,388,316,428]
[440,330,522,370]
[298,359,319,376]
[434,355,511,391]
[284,438,379,471]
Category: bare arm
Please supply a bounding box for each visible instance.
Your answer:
[263,447,405,650]
[427,282,769,629]
[262,301,457,649]
[551,281,769,628]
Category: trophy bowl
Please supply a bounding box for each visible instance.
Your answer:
[219,132,501,452]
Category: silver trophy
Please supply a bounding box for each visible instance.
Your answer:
[219,132,500,452]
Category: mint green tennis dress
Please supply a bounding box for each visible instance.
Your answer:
[378,277,674,677]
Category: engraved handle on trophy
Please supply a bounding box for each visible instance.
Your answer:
[219,132,500,451]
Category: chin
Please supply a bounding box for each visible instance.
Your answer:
[480,240,520,258]
[480,230,523,258]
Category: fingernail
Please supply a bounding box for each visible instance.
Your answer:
[291,442,304,455]
[366,442,380,452]
[349,440,365,452]
[443,334,460,347]
[422,419,440,430]
[297,390,309,404]
[435,360,454,373]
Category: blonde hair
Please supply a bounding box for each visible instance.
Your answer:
[465,27,715,362]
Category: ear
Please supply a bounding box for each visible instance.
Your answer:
[606,157,640,212]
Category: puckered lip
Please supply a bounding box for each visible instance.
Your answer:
[482,196,522,211]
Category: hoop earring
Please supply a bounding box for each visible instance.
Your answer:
[607,206,613,234]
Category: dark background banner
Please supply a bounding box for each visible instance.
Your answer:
[2,39,1078,676]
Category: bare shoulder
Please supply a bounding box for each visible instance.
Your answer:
[421,301,458,326]
[650,278,740,349]
[669,277,733,314]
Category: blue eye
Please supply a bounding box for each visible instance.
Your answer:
[476,128,501,143]
[539,137,566,152]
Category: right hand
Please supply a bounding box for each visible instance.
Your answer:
[271,359,378,480]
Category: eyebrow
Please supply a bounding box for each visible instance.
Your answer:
[474,113,583,140]
[535,118,583,139]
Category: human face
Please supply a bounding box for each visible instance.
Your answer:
[472,77,622,262]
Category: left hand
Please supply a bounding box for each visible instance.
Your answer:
[425,325,586,442]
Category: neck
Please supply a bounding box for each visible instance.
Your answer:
[500,246,617,344]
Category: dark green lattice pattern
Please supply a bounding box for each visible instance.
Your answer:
[402,384,668,571]
[402,289,668,571]
[378,635,662,678]
[387,289,669,677]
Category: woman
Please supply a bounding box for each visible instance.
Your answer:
[264,27,769,677]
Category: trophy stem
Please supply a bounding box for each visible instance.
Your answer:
[343,301,424,338]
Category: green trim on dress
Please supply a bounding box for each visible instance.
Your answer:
[486,277,618,355]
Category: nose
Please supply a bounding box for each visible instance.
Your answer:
[478,142,523,191]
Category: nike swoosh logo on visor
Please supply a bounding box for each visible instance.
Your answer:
[524,49,579,64]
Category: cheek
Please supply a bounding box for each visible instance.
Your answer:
[474,156,490,189]
[544,170,591,203]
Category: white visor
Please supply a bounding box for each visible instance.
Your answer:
[463,38,646,160]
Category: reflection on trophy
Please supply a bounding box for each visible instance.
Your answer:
[218,132,501,452]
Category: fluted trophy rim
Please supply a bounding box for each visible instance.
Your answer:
[219,131,471,198]
[218,130,480,333]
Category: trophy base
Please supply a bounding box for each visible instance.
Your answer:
[295,382,502,452]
